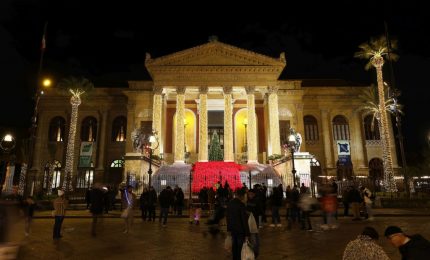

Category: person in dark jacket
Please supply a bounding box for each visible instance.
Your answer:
[147,186,157,221]
[385,225,430,259]
[175,187,184,216]
[140,187,149,221]
[90,184,105,236]
[226,189,250,260]
[159,186,174,226]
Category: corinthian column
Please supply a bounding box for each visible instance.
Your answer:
[223,86,234,162]
[352,111,366,168]
[321,110,333,168]
[152,86,163,156]
[267,86,281,155]
[174,87,186,163]
[198,86,209,162]
[246,86,258,164]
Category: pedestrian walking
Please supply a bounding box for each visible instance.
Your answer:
[159,186,174,226]
[343,226,390,260]
[140,187,149,221]
[385,225,430,259]
[23,196,35,236]
[298,190,317,231]
[226,189,250,260]
[85,187,92,209]
[360,186,374,220]
[147,186,157,221]
[90,183,104,236]
[121,185,136,234]
[52,190,68,240]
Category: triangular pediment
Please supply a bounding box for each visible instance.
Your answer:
[146,40,286,67]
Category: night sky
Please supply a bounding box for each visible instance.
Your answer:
[1,0,429,157]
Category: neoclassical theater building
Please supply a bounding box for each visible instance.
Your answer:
[30,39,400,195]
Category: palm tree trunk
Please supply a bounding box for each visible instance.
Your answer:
[62,96,81,193]
[376,65,397,192]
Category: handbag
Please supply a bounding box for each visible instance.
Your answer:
[224,234,232,252]
[121,207,130,218]
[248,213,258,233]
[241,240,255,260]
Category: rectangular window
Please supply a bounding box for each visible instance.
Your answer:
[279,120,291,145]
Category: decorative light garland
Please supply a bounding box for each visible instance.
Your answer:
[62,95,82,192]
[373,55,397,192]
[191,162,243,192]
[18,163,27,196]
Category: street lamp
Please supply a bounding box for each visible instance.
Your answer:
[1,134,16,195]
[285,128,299,187]
[145,131,159,188]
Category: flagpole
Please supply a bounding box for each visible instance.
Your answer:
[27,21,48,195]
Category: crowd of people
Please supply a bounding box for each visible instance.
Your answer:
[2,180,430,259]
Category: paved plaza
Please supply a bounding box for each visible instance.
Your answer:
[7,212,430,260]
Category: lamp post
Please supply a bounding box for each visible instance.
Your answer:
[1,134,16,195]
[145,131,159,188]
[286,128,299,187]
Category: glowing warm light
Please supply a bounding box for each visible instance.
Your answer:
[4,134,13,142]
[43,78,52,87]
[243,118,248,125]
[149,135,156,143]
[288,134,296,144]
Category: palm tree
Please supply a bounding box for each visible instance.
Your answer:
[357,86,404,132]
[355,35,399,192]
[57,76,94,193]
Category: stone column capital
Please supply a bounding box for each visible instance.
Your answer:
[199,86,209,94]
[245,86,255,94]
[153,86,164,94]
[223,86,233,94]
[176,86,186,95]
[267,86,279,94]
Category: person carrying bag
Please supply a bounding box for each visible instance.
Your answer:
[121,185,136,234]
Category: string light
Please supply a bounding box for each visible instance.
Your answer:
[18,163,27,196]
[62,94,82,192]
[192,162,243,192]
[373,55,397,192]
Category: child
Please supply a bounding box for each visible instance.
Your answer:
[189,204,202,224]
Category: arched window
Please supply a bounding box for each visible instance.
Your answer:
[363,115,380,140]
[369,158,383,192]
[112,116,127,142]
[110,159,124,168]
[81,116,97,142]
[336,160,353,180]
[44,160,62,189]
[332,115,350,140]
[77,162,94,188]
[304,115,319,141]
[43,163,50,189]
[48,116,66,142]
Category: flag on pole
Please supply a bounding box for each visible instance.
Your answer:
[41,22,48,51]
[41,33,46,51]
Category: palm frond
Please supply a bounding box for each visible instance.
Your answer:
[57,76,94,98]
[355,35,398,69]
